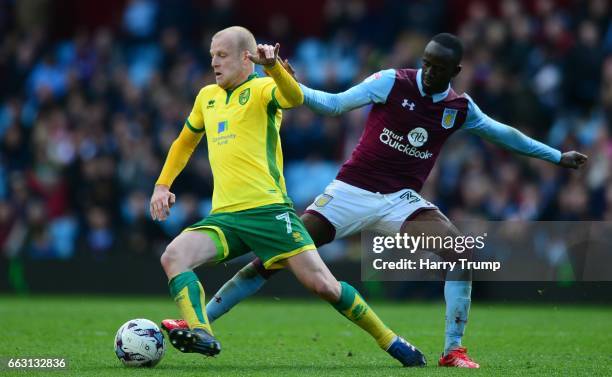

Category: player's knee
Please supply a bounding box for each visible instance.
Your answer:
[160,243,181,273]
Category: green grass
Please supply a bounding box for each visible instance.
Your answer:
[1,296,611,376]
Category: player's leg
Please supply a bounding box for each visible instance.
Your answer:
[400,209,479,368]
[285,249,390,344]
[373,189,478,367]
[159,229,222,355]
[204,257,271,322]
[205,212,336,322]
[161,230,219,333]
[233,203,424,366]
[285,249,426,367]
[169,212,337,329]
[301,210,338,246]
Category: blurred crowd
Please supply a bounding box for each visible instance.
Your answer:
[0,0,611,262]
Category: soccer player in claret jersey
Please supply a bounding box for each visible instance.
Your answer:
[151,26,426,367]
[161,33,587,368]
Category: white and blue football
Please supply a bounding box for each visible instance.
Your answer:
[114,318,165,367]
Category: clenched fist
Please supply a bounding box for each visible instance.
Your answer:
[559,151,588,169]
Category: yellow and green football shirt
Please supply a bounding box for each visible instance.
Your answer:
[156,61,303,214]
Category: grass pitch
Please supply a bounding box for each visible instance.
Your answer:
[1,296,611,376]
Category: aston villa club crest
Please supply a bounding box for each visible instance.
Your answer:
[314,194,333,207]
[441,108,458,129]
[239,88,250,105]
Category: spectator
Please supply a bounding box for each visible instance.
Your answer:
[0,0,610,263]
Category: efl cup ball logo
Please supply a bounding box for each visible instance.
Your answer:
[408,127,428,147]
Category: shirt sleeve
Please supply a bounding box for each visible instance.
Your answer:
[185,89,206,133]
[300,69,396,116]
[156,90,206,187]
[462,94,562,164]
[261,60,304,109]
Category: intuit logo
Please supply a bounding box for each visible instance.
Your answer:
[379,128,433,159]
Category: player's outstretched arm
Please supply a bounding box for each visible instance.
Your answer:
[248,43,303,108]
[470,120,588,168]
[151,126,204,221]
[299,69,395,116]
[462,95,588,168]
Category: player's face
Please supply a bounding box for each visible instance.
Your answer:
[421,41,461,95]
[210,34,248,90]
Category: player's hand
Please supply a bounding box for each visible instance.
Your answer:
[247,43,280,67]
[150,184,176,221]
[559,151,588,169]
[278,57,296,78]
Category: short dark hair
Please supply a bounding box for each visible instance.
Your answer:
[431,33,463,63]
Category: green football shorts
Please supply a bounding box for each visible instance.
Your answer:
[183,203,316,269]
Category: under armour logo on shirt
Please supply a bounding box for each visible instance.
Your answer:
[402,99,415,110]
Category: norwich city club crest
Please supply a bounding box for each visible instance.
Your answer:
[441,108,458,129]
[239,88,250,105]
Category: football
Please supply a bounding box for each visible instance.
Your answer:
[114,318,165,367]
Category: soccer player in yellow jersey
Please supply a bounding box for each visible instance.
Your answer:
[149,26,425,366]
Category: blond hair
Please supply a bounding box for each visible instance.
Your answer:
[213,26,257,55]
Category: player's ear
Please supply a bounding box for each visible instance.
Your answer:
[453,64,462,78]
[244,48,256,65]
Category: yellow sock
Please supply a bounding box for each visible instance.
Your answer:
[169,271,213,335]
[333,282,396,349]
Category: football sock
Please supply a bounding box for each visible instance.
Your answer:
[168,271,213,335]
[332,281,396,350]
[444,280,472,355]
[206,263,266,323]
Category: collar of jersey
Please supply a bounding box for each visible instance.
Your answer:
[225,73,258,95]
[416,68,450,103]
